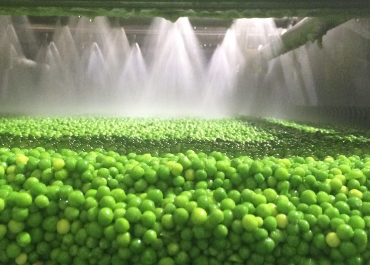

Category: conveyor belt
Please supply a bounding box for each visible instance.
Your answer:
[0,0,369,19]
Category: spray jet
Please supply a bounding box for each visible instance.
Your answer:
[0,35,49,101]
[0,24,49,71]
[0,43,49,71]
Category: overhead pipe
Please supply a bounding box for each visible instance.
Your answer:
[258,17,350,60]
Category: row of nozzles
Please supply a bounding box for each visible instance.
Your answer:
[0,16,286,117]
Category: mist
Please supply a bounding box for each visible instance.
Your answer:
[0,16,369,121]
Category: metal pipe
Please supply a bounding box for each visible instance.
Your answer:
[258,17,349,60]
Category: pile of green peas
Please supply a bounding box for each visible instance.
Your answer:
[0,147,370,265]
